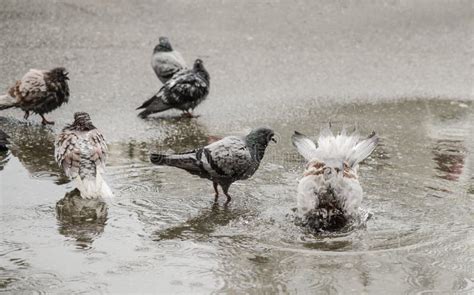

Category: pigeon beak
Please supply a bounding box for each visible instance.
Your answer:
[271,137,277,143]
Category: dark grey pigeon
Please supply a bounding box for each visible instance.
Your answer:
[150,127,276,204]
[0,129,10,151]
[151,36,187,84]
[0,67,69,125]
[137,59,210,118]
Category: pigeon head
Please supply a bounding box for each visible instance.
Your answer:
[245,127,276,161]
[70,112,96,131]
[193,59,210,81]
[49,67,69,81]
[154,37,173,52]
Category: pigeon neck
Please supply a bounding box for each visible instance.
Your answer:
[195,67,210,82]
[246,140,268,162]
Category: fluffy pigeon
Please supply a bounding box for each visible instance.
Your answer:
[0,129,10,151]
[0,67,69,125]
[292,128,378,231]
[150,127,276,204]
[55,112,112,199]
[151,36,187,83]
[137,59,210,118]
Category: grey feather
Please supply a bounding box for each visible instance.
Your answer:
[151,37,187,83]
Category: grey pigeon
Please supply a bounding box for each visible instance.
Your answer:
[292,128,378,231]
[0,67,69,125]
[137,59,210,118]
[0,129,10,151]
[55,112,112,199]
[151,36,187,83]
[150,127,276,204]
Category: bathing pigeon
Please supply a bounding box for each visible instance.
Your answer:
[55,112,112,199]
[292,128,378,231]
[151,36,187,84]
[137,59,210,118]
[150,127,276,204]
[0,67,69,125]
[0,129,10,151]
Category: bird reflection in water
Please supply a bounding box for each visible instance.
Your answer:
[152,204,245,241]
[56,189,108,248]
[432,140,466,181]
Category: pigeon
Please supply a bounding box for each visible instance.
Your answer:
[151,36,187,84]
[0,129,10,151]
[0,67,69,125]
[292,128,378,231]
[137,59,210,118]
[54,112,112,199]
[150,127,276,204]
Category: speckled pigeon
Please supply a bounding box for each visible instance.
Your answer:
[137,59,210,118]
[292,128,378,231]
[55,112,112,199]
[150,127,276,204]
[0,67,69,125]
[151,36,187,84]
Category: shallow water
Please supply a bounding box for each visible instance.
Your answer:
[1,99,472,294]
[1,0,473,294]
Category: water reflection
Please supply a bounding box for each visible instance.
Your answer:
[0,118,66,183]
[56,189,107,249]
[152,204,245,241]
[432,140,466,181]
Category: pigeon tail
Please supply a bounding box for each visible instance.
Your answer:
[136,94,171,118]
[74,171,113,199]
[150,152,201,173]
[0,94,17,110]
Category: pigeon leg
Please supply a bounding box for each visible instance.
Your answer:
[222,184,232,205]
[23,111,30,120]
[40,114,54,125]
[213,182,219,202]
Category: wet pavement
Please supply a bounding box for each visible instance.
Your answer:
[0,0,473,294]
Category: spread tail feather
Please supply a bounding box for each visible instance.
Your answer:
[0,94,17,110]
[74,172,113,199]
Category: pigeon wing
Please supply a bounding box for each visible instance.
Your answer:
[87,129,108,172]
[201,136,252,179]
[18,69,47,102]
[55,130,81,178]
[163,72,209,105]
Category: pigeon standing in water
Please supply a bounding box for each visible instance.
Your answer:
[0,67,70,125]
[151,36,187,84]
[137,59,210,118]
[150,127,276,204]
[292,128,378,231]
[0,130,10,151]
[55,112,112,199]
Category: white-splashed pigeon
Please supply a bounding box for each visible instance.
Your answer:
[0,67,69,125]
[137,59,210,118]
[150,127,276,204]
[151,36,187,84]
[292,128,378,231]
[55,112,113,199]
